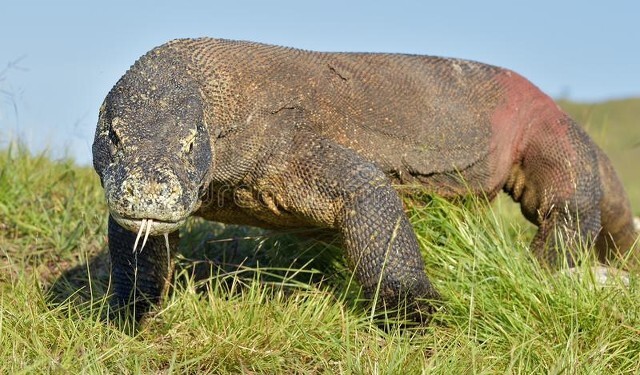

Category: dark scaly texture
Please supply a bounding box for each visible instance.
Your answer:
[93,38,637,323]
[108,216,178,322]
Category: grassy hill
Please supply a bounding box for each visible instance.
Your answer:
[558,98,640,209]
[0,99,639,373]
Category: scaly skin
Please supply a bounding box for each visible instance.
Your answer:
[92,38,637,323]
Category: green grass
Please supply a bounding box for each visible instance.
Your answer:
[1,99,640,373]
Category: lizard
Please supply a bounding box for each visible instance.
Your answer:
[92,38,638,323]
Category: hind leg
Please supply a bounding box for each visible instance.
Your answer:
[505,118,604,267]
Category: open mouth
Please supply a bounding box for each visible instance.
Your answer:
[111,211,185,236]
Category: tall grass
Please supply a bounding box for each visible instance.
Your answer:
[1,136,640,373]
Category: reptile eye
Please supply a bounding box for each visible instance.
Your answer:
[182,129,198,155]
[182,138,196,155]
[107,117,126,151]
[109,127,121,148]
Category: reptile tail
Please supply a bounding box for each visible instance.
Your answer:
[594,148,638,263]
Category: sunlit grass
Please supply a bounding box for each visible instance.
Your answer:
[2,97,640,375]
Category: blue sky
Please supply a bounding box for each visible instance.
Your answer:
[1,0,639,165]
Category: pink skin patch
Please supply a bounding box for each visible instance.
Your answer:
[489,69,578,199]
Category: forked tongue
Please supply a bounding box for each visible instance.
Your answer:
[132,219,154,253]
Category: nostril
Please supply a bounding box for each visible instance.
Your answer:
[160,184,171,196]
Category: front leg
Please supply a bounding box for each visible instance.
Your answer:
[247,132,440,321]
[108,216,178,323]
[338,165,440,319]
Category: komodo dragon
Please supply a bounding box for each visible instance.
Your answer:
[92,38,637,322]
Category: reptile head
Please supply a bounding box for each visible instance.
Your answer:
[92,46,212,235]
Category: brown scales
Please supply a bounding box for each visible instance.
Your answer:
[93,38,638,324]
